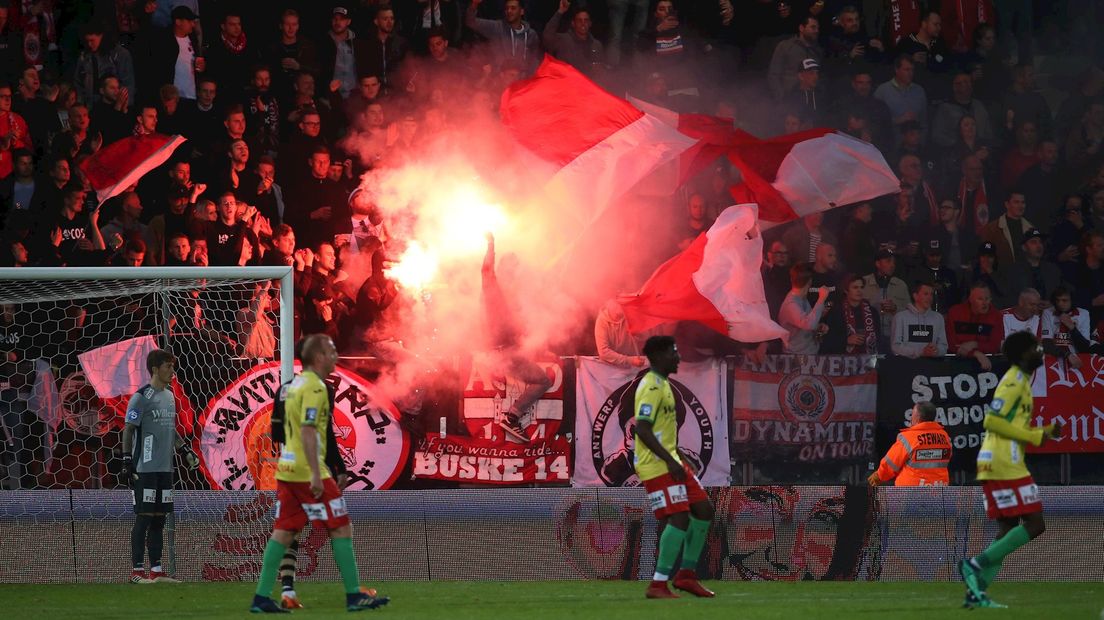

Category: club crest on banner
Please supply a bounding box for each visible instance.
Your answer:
[778,373,836,423]
[198,362,409,490]
[591,371,712,487]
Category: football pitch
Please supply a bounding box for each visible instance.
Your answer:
[2,581,1100,619]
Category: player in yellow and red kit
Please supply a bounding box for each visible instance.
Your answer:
[634,336,715,599]
[958,331,1062,609]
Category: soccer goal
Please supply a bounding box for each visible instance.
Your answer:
[0,266,293,578]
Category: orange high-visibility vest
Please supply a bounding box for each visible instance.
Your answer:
[875,421,952,486]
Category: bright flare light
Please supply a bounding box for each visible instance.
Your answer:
[434,185,508,256]
[385,241,439,291]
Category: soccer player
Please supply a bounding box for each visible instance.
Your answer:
[867,401,951,487]
[958,331,1062,609]
[634,335,715,599]
[268,349,351,610]
[121,349,200,584]
[249,334,388,613]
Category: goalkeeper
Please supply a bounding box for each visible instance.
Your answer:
[958,331,1062,609]
[250,334,388,613]
[267,345,351,610]
[121,349,200,584]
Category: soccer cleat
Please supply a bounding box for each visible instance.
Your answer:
[498,413,530,443]
[963,590,982,609]
[250,595,291,614]
[976,594,1008,609]
[347,591,390,611]
[150,570,180,583]
[645,580,679,599]
[672,569,715,598]
[130,570,153,584]
[957,559,985,602]
[280,591,304,609]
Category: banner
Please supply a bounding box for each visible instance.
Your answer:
[198,362,410,491]
[573,358,729,487]
[1030,354,1104,453]
[412,434,572,484]
[875,356,998,470]
[461,354,570,443]
[732,355,877,464]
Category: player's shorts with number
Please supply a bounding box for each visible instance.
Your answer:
[274,478,351,531]
[981,475,1042,519]
[641,463,708,519]
[133,471,175,513]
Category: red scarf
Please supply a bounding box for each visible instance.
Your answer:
[958,177,989,235]
[888,0,921,45]
[222,31,247,54]
[843,300,878,354]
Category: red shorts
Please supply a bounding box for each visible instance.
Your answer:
[642,463,708,519]
[981,476,1042,519]
[274,478,351,531]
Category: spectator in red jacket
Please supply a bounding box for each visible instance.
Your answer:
[946,281,1004,370]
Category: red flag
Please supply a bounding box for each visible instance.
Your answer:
[619,204,787,343]
[500,57,698,222]
[80,134,187,206]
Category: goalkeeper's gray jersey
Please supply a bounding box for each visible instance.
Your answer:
[125,384,178,473]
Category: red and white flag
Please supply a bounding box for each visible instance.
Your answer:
[77,336,195,436]
[500,57,698,224]
[619,203,786,343]
[80,134,187,206]
[727,129,901,225]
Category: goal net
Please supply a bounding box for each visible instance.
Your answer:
[0,267,292,580]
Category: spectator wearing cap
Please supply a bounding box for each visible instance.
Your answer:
[931,72,994,149]
[831,67,893,153]
[1041,286,1091,370]
[1049,195,1087,265]
[892,120,938,177]
[946,281,1003,370]
[966,241,1012,309]
[73,20,137,107]
[319,6,372,100]
[908,237,961,314]
[1005,228,1064,302]
[357,5,408,95]
[143,5,202,104]
[767,14,822,101]
[466,0,541,75]
[820,273,882,355]
[891,281,948,358]
[980,189,1033,267]
[862,249,911,351]
[875,55,927,145]
[926,197,976,271]
[206,11,259,104]
[1066,230,1104,326]
[782,58,824,125]
[895,10,953,99]
[543,3,604,78]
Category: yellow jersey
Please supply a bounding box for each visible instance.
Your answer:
[633,370,681,482]
[977,366,1046,481]
[276,370,333,483]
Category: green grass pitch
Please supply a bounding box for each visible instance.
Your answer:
[2,581,1100,619]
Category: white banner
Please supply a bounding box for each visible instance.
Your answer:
[573,357,729,487]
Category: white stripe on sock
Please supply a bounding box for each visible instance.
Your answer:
[652,572,669,581]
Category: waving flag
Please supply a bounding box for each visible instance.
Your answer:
[500,57,698,225]
[80,134,187,206]
[619,203,786,343]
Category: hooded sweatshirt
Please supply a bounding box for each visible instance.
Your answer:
[891,303,948,358]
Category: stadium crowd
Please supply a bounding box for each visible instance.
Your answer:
[0,0,1102,488]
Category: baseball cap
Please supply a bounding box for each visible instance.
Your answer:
[978,241,997,256]
[875,248,895,260]
[333,6,350,16]
[1023,228,1045,243]
[800,58,820,72]
[924,238,942,255]
[171,5,198,20]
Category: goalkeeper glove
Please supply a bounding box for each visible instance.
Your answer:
[180,444,200,470]
[122,455,137,483]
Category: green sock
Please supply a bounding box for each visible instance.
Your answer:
[680,517,711,572]
[255,539,288,598]
[331,537,361,594]
[977,525,1031,568]
[654,525,687,580]
[979,561,1002,591]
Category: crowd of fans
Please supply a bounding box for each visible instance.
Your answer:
[0,0,1101,486]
